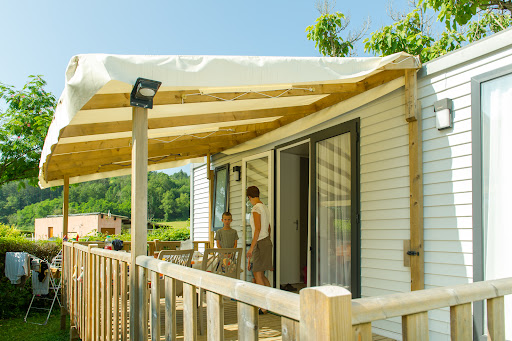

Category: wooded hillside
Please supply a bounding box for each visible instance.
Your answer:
[0,171,190,229]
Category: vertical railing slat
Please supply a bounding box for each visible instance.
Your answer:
[101,256,106,339]
[207,291,224,341]
[281,317,299,341]
[237,302,258,341]
[106,257,113,341]
[450,303,472,340]
[150,271,161,341]
[352,323,372,341]
[164,276,176,341]
[183,282,198,340]
[487,296,505,341]
[120,261,128,341]
[112,259,119,341]
[402,312,429,341]
[95,254,101,341]
[138,266,149,341]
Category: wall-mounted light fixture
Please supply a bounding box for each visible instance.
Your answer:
[233,166,242,181]
[130,77,162,109]
[434,98,453,130]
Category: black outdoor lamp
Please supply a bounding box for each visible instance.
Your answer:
[130,77,162,109]
[233,166,242,181]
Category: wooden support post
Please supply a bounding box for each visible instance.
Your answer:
[61,176,69,330]
[300,286,352,340]
[130,106,148,341]
[405,69,424,291]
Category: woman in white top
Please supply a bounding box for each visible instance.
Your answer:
[246,186,272,313]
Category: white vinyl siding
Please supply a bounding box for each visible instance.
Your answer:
[190,30,512,341]
[417,38,512,339]
[191,164,210,245]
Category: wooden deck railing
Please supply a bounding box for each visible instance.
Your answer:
[63,241,512,340]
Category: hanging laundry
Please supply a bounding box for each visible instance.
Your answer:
[31,270,49,295]
[5,252,30,284]
[38,262,49,282]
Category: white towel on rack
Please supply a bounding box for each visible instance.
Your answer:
[5,252,30,284]
[31,270,49,295]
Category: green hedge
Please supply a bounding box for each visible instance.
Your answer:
[0,224,61,319]
[78,226,190,242]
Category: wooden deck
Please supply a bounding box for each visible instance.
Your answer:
[158,297,395,341]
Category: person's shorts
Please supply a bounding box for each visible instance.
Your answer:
[252,236,272,272]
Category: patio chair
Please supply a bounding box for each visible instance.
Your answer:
[198,248,242,335]
[157,249,194,298]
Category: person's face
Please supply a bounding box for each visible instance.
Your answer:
[222,215,232,226]
[247,196,258,206]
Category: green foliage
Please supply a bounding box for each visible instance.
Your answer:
[308,1,512,63]
[306,12,354,57]
[79,225,190,242]
[466,10,512,42]
[0,171,190,229]
[364,9,435,61]
[148,226,190,241]
[419,0,512,29]
[0,224,61,319]
[0,76,56,187]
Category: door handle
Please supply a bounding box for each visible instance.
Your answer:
[293,220,299,230]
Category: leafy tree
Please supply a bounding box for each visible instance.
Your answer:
[0,76,55,187]
[420,0,512,29]
[307,0,512,62]
[305,0,370,57]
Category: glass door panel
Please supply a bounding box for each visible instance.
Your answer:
[316,132,352,289]
[242,152,273,283]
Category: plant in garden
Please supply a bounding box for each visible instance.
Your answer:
[0,76,55,187]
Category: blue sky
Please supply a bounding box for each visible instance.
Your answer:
[0,0,408,174]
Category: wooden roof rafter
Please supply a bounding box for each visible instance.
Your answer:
[40,53,421,187]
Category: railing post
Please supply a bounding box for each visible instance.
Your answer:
[87,244,97,341]
[402,312,429,340]
[300,286,352,340]
[487,296,505,341]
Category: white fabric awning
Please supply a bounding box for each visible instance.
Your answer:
[39,52,420,188]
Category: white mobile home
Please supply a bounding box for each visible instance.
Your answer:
[191,28,512,340]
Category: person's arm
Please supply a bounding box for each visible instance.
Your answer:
[247,211,261,259]
[233,239,237,248]
[216,240,221,248]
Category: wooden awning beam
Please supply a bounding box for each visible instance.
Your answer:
[82,82,367,110]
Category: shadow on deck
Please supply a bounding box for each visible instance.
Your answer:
[160,297,395,341]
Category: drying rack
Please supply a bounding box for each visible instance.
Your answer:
[24,249,63,325]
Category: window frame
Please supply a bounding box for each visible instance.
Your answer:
[211,163,230,232]
[471,64,512,340]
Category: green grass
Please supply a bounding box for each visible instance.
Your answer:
[0,312,69,341]
[161,220,190,228]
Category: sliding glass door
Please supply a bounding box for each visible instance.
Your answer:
[311,119,360,296]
